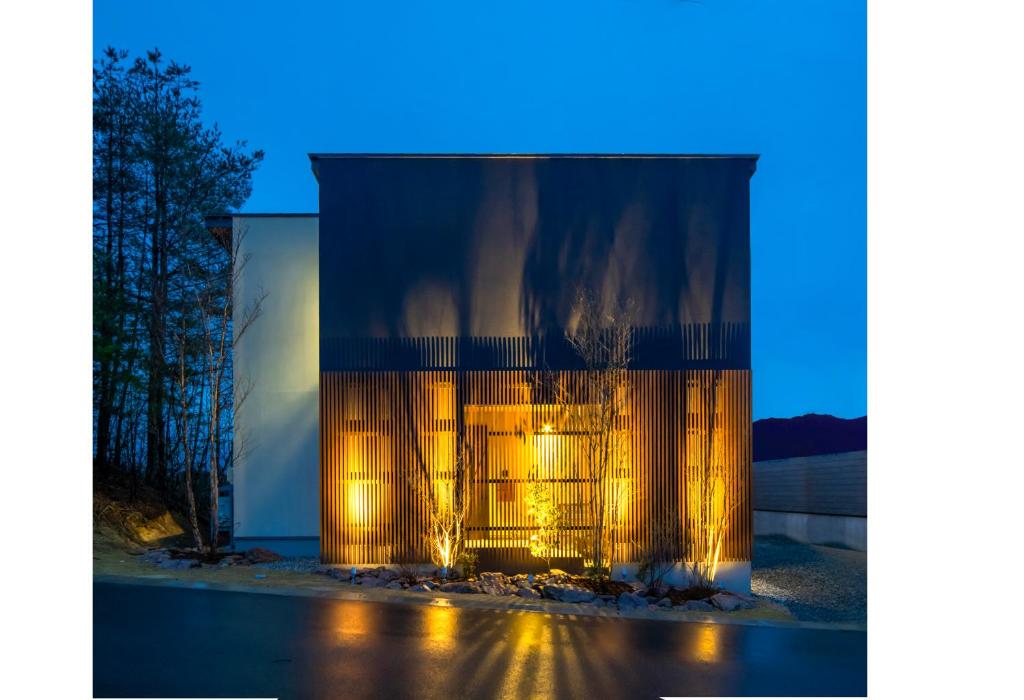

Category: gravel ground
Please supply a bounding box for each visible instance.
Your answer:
[251,557,322,573]
[751,535,866,624]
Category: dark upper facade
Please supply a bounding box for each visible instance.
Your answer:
[311,154,756,372]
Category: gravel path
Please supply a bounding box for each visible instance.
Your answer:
[751,535,866,624]
[251,557,322,573]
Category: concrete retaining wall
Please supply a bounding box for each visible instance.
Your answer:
[754,510,866,551]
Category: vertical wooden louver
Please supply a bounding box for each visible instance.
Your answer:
[320,369,751,567]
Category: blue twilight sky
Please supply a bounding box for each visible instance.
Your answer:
[94,0,866,421]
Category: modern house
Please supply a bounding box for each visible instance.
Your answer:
[208,154,758,591]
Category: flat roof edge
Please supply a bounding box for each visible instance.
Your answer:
[308,153,760,160]
[308,153,760,182]
[204,213,319,225]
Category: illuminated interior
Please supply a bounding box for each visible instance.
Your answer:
[320,369,751,569]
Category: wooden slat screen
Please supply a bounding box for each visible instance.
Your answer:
[320,369,751,566]
[321,323,751,371]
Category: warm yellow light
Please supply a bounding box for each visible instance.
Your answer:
[347,482,367,525]
[541,423,553,434]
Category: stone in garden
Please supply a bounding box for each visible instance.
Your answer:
[680,600,715,612]
[617,592,647,609]
[477,572,514,595]
[244,547,283,564]
[656,597,672,608]
[515,587,541,600]
[482,583,511,596]
[407,583,431,592]
[371,567,398,582]
[143,549,170,564]
[439,581,482,594]
[385,581,403,590]
[542,584,596,604]
[158,558,198,570]
[357,576,386,588]
[709,593,755,612]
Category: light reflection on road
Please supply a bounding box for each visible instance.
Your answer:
[94,583,867,698]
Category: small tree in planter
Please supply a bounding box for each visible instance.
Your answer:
[524,470,565,573]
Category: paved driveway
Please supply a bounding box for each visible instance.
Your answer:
[94,582,866,698]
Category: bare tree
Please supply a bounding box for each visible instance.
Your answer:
[553,288,634,575]
[688,369,737,587]
[171,319,205,551]
[407,438,474,575]
[195,226,265,554]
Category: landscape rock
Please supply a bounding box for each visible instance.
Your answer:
[142,549,170,564]
[679,600,715,613]
[617,592,647,609]
[477,572,515,596]
[244,547,283,564]
[158,558,198,570]
[374,567,399,582]
[328,568,352,581]
[709,593,755,612]
[357,576,387,588]
[385,581,404,590]
[542,584,596,604]
[408,583,433,592]
[515,587,541,600]
[656,597,673,608]
[542,570,571,584]
[439,581,482,594]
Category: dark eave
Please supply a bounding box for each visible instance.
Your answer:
[308,153,760,182]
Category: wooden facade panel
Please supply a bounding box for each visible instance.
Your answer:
[320,369,752,567]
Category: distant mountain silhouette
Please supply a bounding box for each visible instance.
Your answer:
[753,413,867,461]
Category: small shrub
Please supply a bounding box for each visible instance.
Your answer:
[456,550,479,579]
[524,473,565,572]
[636,507,682,594]
[396,562,420,585]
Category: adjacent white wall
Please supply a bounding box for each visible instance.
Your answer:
[232,216,319,554]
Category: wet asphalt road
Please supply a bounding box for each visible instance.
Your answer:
[94,582,866,698]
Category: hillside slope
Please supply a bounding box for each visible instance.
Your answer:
[753,414,866,461]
